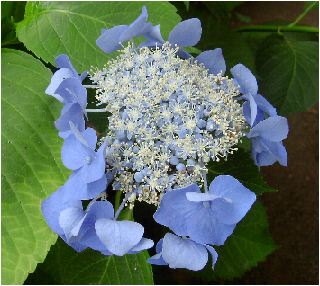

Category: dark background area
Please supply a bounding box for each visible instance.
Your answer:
[156,2,319,284]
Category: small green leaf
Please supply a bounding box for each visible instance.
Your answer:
[25,238,154,285]
[256,34,319,114]
[1,49,68,284]
[16,1,181,71]
[207,148,276,195]
[193,202,276,281]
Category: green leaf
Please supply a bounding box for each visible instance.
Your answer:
[193,202,276,281]
[1,49,68,284]
[25,238,154,285]
[256,34,319,114]
[16,1,180,71]
[207,148,276,195]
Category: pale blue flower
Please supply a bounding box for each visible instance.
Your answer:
[46,54,87,100]
[61,125,107,183]
[247,115,288,166]
[148,233,218,271]
[154,175,256,245]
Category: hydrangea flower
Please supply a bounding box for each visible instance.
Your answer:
[43,194,153,255]
[230,64,289,166]
[247,115,288,166]
[42,6,288,272]
[45,54,87,100]
[154,175,256,245]
[148,233,218,271]
[46,55,88,138]
[230,64,277,127]
[61,124,107,183]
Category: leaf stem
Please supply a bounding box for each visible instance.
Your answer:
[114,192,131,220]
[287,1,318,27]
[236,24,319,33]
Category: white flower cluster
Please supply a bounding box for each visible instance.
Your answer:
[90,42,246,206]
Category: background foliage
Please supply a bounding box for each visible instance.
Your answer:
[1,1,318,285]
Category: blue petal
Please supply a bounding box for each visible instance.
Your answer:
[61,133,95,170]
[55,78,87,109]
[161,233,208,271]
[41,187,82,236]
[45,68,75,98]
[254,139,288,167]
[205,245,218,269]
[60,235,87,253]
[186,206,236,245]
[168,18,202,47]
[95,219,144,256]
[129,238,154,254]
[148,253,168,266]
[196,48,226,75]
[186,192,216,202]
[59,207,85,240]
[119,6,151,42]
[55,103,85,139]
[254,94,277,117]
[77,201,114,252]
[96,25,128,53]
[79,145,106,183]
[140,24,164,47]
[247,116,289,142]
[154,184,201,236]
[242,93,258,126]
[81,127,98,150]
[231,64,258,95]
[55,54,78,75]
[63,172,107,201]
[208,175,256,225]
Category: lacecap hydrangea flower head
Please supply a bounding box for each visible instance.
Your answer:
[42,7,289,271]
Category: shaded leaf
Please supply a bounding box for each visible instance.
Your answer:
[193,202,276,281]
[256,34,319,114]
[1,49,67,284]
[25,238,153,285]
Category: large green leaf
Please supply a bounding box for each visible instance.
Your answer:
[192,202,276,281]
[26,238,153,285]
[256,34,319,114]
[16,1,180,71]
[1,49,68,284]
[207,148,276,195]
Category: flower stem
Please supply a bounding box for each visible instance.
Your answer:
[85,108,107,113]
[114,192,131,219]
[203,174,208,193]
[287,2,318,28]
[236,24,319,33]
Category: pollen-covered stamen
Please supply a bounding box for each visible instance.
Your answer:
[90,42,247,206]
